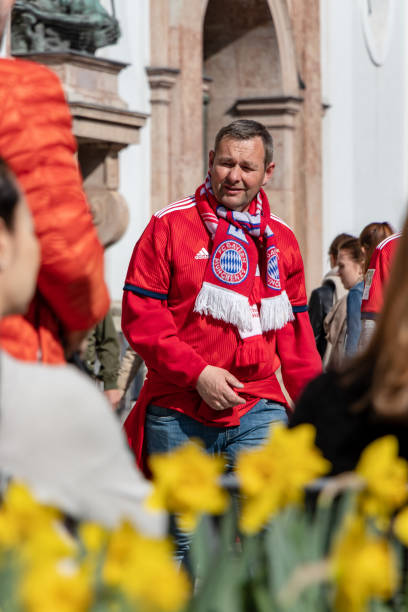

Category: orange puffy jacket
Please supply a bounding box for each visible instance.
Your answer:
[0,58,110,363]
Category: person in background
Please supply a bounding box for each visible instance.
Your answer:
[337,238,365,357]
[308,233,352,358]
[290,211,408,476]
[0,0,109,364]
[359,221,394,275]
[323,238,365,369]
[83,310,124,410]
[359,232,400,349]
[0,158,165,536]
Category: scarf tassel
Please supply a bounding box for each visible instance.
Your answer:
[260,290,294,331]
[194,282,254,331]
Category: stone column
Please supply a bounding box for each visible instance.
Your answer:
[146,67,180,213]
[286,0,323,291]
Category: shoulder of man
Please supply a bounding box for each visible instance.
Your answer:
[153,194,198,223]
[268,212,299,245]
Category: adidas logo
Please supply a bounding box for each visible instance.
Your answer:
[195,247,209,260]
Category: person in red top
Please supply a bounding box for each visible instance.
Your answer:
[123,120,321,477]
[360,233,400,349]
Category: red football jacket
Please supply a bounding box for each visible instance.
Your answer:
[361,233,401,319]
[122,195,321,469]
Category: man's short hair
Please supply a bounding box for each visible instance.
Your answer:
[213,120,273,168]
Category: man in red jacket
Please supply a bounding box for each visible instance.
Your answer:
[123,120,321,476]
[0,0,109,362]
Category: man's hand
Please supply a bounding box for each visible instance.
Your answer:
[196,365,245,411]
[104,388,124,411]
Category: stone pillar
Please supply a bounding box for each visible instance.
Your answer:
[146,67,180,213]
[285,0,323,291]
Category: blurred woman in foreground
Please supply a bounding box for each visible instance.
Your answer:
[0,159,164,536]
[290,210,408,475]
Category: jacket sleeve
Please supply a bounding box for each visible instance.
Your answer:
[276,232,322,402]
[122,215,208,388]
[345,287,362,356]
[0,59,109,331]
[94,311,121,390]
[308,287,325,358]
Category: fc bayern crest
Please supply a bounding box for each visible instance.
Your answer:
[211,240,249,285]
[266,245,281,290]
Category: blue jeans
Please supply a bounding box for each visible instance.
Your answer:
[145,398,288,465]
[145,399,288,565]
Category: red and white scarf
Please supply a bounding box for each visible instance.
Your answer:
[194,175,293,364]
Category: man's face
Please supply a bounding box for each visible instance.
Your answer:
[209,136,274,211]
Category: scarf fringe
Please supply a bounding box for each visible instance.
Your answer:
[260,291,294,331]
[194,282,254,331]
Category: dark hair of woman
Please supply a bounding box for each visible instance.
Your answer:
[0,158,20,230]
[340,214,408,419]
[337,237,365,266]
[328,232,354,260]
[359,221,394,273]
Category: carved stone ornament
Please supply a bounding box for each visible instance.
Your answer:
[85,185,129,249]
[11,0,120,55]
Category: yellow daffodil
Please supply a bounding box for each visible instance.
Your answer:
[103,521,190,612]
[20,559,92,612]
[0,482,61,552]
[331,514,398,612]
[393,506,408,546]
[356,436,408,519]
[236,424,330,534]
[79,522,109,554]
[21,522,76,566]
[148,440,228,530]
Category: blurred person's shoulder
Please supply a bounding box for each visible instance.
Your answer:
[0,56,58,78]
[1,350,114,424]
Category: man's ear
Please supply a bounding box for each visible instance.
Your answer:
[262,161,275,186]
[208,150,215,171]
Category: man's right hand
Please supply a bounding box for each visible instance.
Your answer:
[196,365,246,411]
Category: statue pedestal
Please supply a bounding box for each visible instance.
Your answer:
[13,51,148,247]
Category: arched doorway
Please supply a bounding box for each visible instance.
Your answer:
[203,0,282,158]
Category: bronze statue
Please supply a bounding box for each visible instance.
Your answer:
[12,0,121,55]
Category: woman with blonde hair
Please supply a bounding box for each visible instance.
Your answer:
[290,211,408,475]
